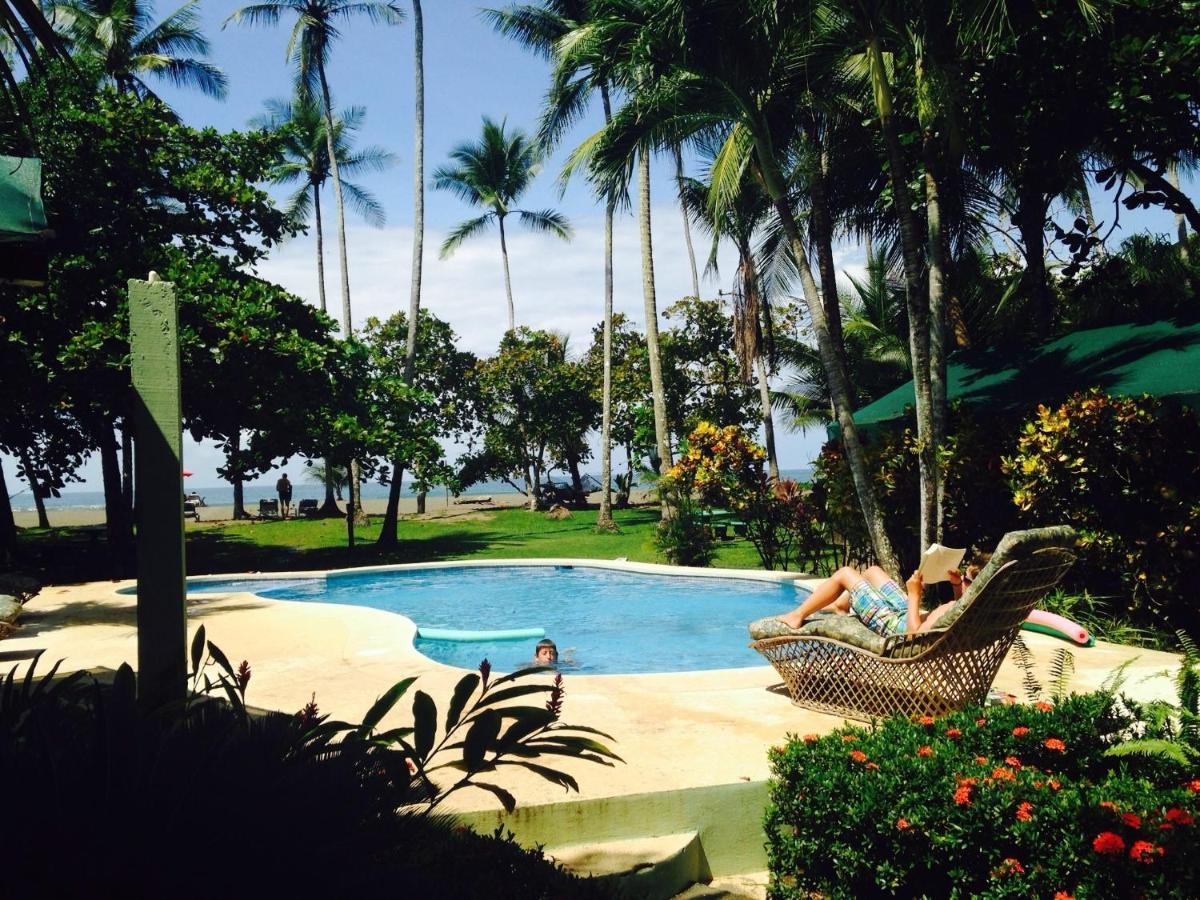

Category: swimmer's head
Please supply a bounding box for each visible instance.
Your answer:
[534,638,558,665]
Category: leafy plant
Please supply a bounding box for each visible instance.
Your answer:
[653,475,717,567]
[1106,631,1200,769]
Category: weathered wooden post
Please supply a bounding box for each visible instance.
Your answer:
[129,274,187,710]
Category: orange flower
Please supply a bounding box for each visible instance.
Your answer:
[945,727,962,739]
[849,750,868,763]
[954,785,973,806]
[917,745,934,758]
[1012,726,1030,737]
[991,858,1025,877]
[918,715,935,726]
[841,734,859,743]
[1035,701,1053,712]
[1054,893,1075,900]
[1129,840,1163,864]
[1044,737,1066,752]
[1121,812,1142,829]
[1187,780,1200,793]
[1048,779,1061,791]
[802,734,818,743]
[975,756,989,765]
[1099,800,1118,811]
[976,718,988,726]
[896,817,910,830]
[1033,780,1044,789]
[1092,832,1125,855]
[1016,801,1034,822]
[865,762,880,770]
[1165,808,1195,825]
[992,767,1017,782]
[1005,756,1022,769]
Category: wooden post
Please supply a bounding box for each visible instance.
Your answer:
[129,276,187,711]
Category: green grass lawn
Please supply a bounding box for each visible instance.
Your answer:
[18,504,768,582]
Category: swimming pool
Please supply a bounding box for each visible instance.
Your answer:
[177,564,808,675]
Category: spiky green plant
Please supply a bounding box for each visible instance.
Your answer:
[1105,631,1200,767]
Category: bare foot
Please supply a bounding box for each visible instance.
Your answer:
[778,612,805,629]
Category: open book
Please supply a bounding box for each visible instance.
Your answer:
[918,543,966,584]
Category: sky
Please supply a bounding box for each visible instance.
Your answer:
[5,0,1196,496]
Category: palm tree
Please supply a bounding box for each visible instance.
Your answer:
[434,116,572,332]
[253,96,395,315]
[559,0,903,574]
[485,0,620,530]
[225,0,404,339]
[50,0,226,99]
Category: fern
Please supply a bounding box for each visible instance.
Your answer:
[1100,657,1136,696]
[1011,637,1042,701]
[1048,648,1076,701]
[1104,737,1195,766]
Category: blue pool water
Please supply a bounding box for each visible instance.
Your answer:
[181,566,807,675]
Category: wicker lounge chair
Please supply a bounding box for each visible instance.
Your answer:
[750,526,1077,721]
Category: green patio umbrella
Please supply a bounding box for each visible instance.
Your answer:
[0,155,51,285]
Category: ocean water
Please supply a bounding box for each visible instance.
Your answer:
[12,467,815,512]
[181,565,810,675]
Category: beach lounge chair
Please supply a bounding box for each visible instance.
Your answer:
[258,498,280,519]
[183,499,200,521]
[750,526,1077,721]
[297,499,319,518]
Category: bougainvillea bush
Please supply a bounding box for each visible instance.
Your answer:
[766,694,1199,899]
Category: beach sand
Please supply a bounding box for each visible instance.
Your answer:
[13,490,653,529]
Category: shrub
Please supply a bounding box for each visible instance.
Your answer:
[1004,389,1200,634]
[766,694,1199,899]
[654,475,717,566]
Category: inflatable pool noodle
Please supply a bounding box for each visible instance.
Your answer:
[417,626,545,642]
[1021,609,1094,647]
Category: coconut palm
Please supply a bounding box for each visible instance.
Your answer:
[49,0,226,99]
[485,0,621,529]
[434,116,572,332]
[225,0,404,338]
[557,0,903,574]
[253,97,395,315]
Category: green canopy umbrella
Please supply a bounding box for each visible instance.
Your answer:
[0,155,50,285]
[828,319,1200,438]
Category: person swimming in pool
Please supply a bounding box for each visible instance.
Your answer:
[533,638,559,666]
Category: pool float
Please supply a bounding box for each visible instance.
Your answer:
[1021,609,1094,647]
[417,626,545,642]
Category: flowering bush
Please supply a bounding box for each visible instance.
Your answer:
[1003,390,1200,633]
[766,694,1199,898]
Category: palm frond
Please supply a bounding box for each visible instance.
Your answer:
[439,213,495,259]
[515,208,572,240]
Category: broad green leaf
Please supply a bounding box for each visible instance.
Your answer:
[413,690,438,760]
[496,759,579,792]
[361,676,418,732]
[207,641,235,679]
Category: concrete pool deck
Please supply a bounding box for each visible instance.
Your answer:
[3,561,1184,889]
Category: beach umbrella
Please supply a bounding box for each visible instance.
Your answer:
[182,469,194,477]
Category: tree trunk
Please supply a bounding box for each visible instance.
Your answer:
[525,464,537,511]
[378,0,426,547]
[121,420,134,516]
[0,459,16,561]
[319,459,341,517]
[566,452,585,508]
[313,187,328,314]
[416,487,426,514]
[230,430,249,520]
[349,459,365,524]
[596,83,616,532]
[870,36,936,559]
[1167,160,1189,262]
[639,151,672,489]
[924,138,949,542]
[1015,178,1053,333]
[498,214,515,332]
[674,144,700,299]
[17,446,49,528]
[99,423,132,577]
[1078,166,1103,258]
[755,146,902,579]
[806,130,848,370]
[318,62,353,336]
[755,354,779,481]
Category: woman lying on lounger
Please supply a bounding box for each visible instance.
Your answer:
[757,565,966,639]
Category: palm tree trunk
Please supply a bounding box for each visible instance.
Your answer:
[639,151,672,488]
[924,140,949,541]
[1167,160,1189,261]
[674,144,700,298]
[1015,178,1053,332]
[319,459,341,517]
[313,187,328,314]
[498,214,515,331]
[755,354,779,482]
[806,129,849,370]
[317,62,352,336]
[1078,166,1103,258]
[379,1,425,548]
[17,446,49,528]
[869,36,936,559]
[597,84,616,532]
[0,460,16,561]
[755,147,902,578]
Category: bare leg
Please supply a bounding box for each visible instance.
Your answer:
[779,567,867,628]
[833,591,851,614]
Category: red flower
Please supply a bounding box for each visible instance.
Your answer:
[802,734,818,743]
[1012,726,1030,737]
[1187,779,1200,793]
[1005,756,1022,769]
[1129,840,1162,864]
[918,715,935,726]
[1044,737,1066,752]
[849,750,868,763]
[841,734,859,743]
[1159,823,1174,831]
[945,727,962,739]
[1092,832,1126,855]
[992,767,1017,782]
[896,817,910,830]
[917,745,934,758]
[954,784,974,806]
[1016,801,1034,822]
[1035,701,1053,712]
[975,756,989,765]
[1165,808,1195,825]
[1099,800,1118,811]
[1054,893,1075,900]
[1121,812,1142,829]
[991,858,1025,877]
[976,718,988,726]
[865,762,880,770]
[236,659,251,692]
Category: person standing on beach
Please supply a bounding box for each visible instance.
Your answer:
[276,473,293,519]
